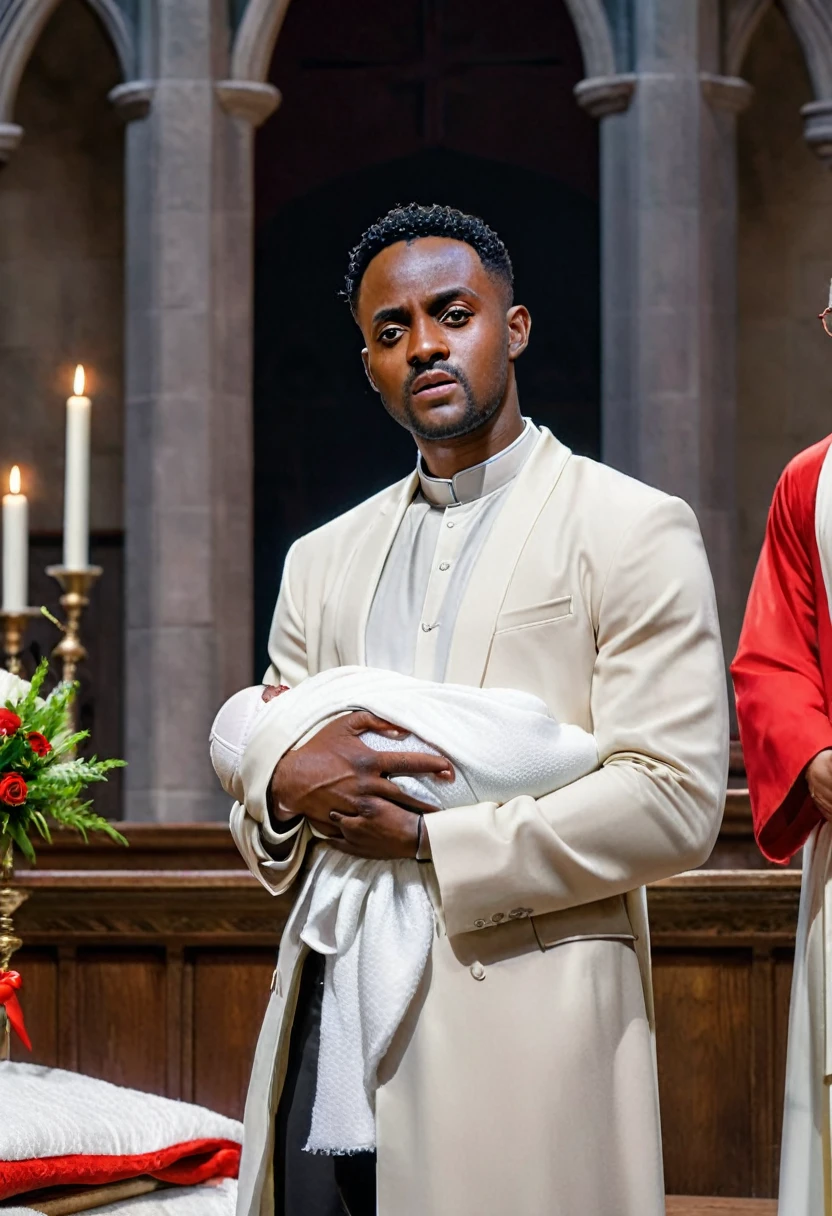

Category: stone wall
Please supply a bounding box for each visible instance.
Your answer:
[0,0,123,537]
[737,4,832,600]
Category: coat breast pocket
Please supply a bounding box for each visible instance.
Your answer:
[493,595,573,636]
[486,594,591,723]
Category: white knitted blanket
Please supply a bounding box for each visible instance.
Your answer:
[211,667,598,1154]
[0,1063,242,1163]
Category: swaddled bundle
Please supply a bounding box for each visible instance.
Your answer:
[211,667,598,1154]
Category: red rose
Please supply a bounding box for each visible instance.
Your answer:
[0,710,21,737]
[27,732,52,757]
[0,773,27,806]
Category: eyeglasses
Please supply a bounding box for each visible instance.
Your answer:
[820,307,832,338]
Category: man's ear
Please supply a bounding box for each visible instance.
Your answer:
[506,305,531,362]
[361,348,380,393]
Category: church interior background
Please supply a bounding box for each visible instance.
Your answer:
[1,0,832,1204]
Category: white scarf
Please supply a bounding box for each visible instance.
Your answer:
[212,667,598,1153]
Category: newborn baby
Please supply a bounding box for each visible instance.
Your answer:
[211,666,598,1154]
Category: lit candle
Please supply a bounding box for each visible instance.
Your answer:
[2,466,28,612]
[64,364,91,569]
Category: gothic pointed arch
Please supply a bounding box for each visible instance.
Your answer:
[780,0,832,98]
[0,0,131,147]
[231,0,618,88]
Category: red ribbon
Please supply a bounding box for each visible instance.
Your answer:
[0,970,31,1051]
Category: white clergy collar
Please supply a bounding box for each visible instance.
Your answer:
[417,418,539,507]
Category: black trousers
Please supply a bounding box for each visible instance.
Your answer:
[274,950,377,1216]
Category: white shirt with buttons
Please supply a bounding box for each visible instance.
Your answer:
[365,419,539,681]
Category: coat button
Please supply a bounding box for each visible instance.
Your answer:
[474,919,486,928]
[470,962,486,981]
[491,912,504,922]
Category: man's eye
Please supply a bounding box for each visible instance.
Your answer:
[379,327,402,343]
[443,308,471,325]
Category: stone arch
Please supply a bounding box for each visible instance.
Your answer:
[0,0,131,149]
[780,0,832,98]
[726,0,773,78]
[230,0,293,83]
[231,0,616,84]
[562,0,617,80]
[729,0,832,164]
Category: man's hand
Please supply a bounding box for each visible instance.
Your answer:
[807,749,832,819]
[269,710,454,858]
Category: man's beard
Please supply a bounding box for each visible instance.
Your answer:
[380,357,509,442]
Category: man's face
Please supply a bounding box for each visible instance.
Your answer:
[356,237,524,442]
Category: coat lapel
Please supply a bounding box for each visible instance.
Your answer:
[445,428,572,687]
[333,472,420,666]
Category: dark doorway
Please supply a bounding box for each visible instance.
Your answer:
[253,0,599,667]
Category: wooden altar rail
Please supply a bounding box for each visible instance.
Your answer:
[10,865,799,1201]
[14,788,770,871]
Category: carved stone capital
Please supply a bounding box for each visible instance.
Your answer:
[108,80,155,123]
[574,73,636,118]
[215,81,282,127]
[700,73,754,114]
[801,99,832,168]
[0,124,23,164]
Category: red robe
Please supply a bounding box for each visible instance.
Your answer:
[732,435,832,862]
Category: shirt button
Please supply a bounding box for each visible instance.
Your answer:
[439,561,450,571]
[446,521,455,528]
[421,622,432,632]
[470,962,486,981]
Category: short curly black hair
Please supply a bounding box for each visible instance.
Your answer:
[345,203,513,313]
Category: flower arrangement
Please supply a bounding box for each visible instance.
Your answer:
[0,659,126,864]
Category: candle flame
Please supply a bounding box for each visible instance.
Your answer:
[73,364,85,396]
[9,466,20,495]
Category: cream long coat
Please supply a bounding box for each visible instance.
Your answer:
[234,429,729,1216]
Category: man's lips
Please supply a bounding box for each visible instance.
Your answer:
[411,372,458,398]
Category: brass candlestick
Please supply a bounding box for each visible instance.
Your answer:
[0,838,27,1062]
[45,566,102,686]
[0,608,40,675]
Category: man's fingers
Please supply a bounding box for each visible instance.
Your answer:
[330,810,365,841]
[369,778,442,815]
[371,750,455,780]
[345,711,407,738]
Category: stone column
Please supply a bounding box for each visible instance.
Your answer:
[111,2,278,821]
[577,1,751,670]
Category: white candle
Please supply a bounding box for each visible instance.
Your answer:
[2,467,28,612]
[63,364,91,569]
[828,278,832,309]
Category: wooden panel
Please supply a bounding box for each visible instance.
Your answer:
[15,824,245,872]
[76,948,167,1094]
[666,1202,776,1214]
[191,949,276,1119]
[654,950,752,1196]
[772,950,794,1191]
[10,947,58,1067]
[4,863,804,1197]
[12,791,763,872]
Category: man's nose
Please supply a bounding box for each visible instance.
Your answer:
[407,318,449,366]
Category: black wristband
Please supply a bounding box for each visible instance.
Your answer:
[415,814,432,863]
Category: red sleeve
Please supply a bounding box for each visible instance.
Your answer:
[731,441,832,862]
